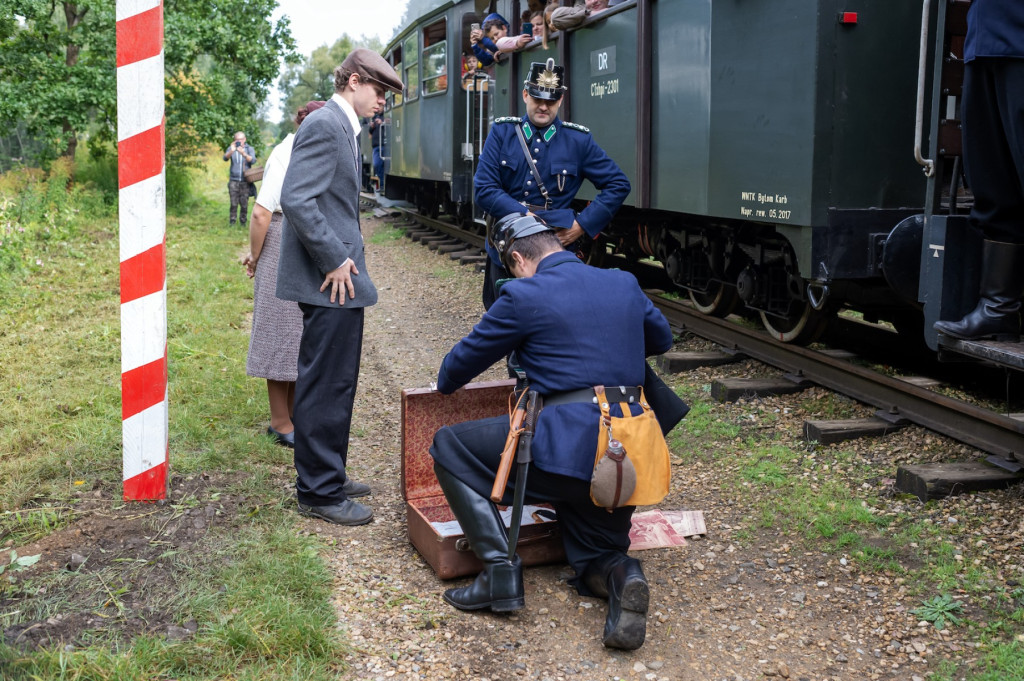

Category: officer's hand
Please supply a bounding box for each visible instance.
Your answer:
[557,223,585,247]
[320,259,358,305]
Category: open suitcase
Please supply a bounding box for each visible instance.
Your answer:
[401,379,566,579]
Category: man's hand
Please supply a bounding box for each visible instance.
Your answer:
[242,252,257,278]
[320,259,358,305]
[557,222,585,247]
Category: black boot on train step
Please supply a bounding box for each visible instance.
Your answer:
[433,463,525,613]
[934,240,1024,342]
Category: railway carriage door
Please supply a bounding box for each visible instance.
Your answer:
[460,12,492,227]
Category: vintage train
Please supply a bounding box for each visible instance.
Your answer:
[361,0,1010,367]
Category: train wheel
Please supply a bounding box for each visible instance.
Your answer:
[759,303,828,345]
[689,284,740,318]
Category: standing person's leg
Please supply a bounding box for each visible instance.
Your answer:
[266,379,294,437]
[228,181,239,224]
[935,59,1024,340]
[292,304,371,525]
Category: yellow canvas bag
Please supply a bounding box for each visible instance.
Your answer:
[589,385,671,508]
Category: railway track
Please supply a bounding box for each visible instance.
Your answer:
[652,295,1024,471]
[368,195,1024,471]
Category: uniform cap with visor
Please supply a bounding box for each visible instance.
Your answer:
[489,213,554,270]
[524,58,566,101]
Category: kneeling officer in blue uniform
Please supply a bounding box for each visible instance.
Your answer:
[474,58,631,309]
[428,214,673,650]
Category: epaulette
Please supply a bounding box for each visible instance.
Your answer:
[494,116,520,124]
[562,121,590,134]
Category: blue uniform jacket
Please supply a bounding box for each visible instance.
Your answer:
[474,115,630,265]
[965,0,1024,61]
[436,251,673,481]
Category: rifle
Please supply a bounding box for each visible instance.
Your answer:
[490,390,529,503]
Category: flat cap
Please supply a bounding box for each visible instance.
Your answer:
[341,48,403,94]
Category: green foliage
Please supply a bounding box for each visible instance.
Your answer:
[0,550,41,575]
[278,35,382,124]
[0,0,296,166]
[912,594,965,630]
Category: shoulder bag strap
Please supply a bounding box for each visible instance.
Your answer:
[514,123,551,210]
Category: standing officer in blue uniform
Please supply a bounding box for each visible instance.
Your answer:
[428,214,673,650]
[474,58,630,309]
[934,0,1024,341]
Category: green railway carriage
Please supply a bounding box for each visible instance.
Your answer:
[365,0,979,353]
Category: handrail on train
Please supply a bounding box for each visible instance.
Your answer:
[914,0,935,178]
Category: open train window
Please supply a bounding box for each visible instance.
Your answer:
[388,48,402,108]
[403,33,419,101]
[422,18,448,96]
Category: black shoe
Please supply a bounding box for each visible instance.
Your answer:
[266,426,294,448]
[442,556,524,612]
[342,479,371,498]
[297,499,373,526]
[229,220,236,226]
[603,558,649,650]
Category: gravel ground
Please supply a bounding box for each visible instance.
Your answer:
[296,213,1023,681]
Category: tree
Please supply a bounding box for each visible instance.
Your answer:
[277,35,382,126]
[0,0,296,167]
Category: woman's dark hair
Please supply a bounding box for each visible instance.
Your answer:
[294,106,310,127]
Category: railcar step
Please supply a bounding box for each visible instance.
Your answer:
[803,417,905,444]
[895,461,1023,502]
[656,350,745,373]
[710,376,812,403]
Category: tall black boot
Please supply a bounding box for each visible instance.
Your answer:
[433,464,524,613]
[582,554,649,650]
[934,240,1024,341]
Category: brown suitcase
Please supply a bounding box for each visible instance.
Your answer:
[401,379,566,579]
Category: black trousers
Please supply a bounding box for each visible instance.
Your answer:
[481,257,509,311]
[962,58,1024,243]
[293,303,364,506]
[429,415,633,595]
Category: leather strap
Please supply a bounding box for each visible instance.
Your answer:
[514,123,551,210]
[545,385,642,406]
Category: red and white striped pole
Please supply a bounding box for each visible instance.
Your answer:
[116,0,168,500]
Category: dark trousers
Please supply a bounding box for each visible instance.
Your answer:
[293,303,364,506]
[228,180,250,224]
[481,257,509,311]
[372,146,385,182]
[429,415,633,595]
[962,58,1024,243]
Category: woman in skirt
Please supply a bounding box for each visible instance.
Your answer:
[242,101,325,447]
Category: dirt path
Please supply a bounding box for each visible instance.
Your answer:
[306,215,969,681]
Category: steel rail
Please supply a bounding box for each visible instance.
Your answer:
[653,294,1024,461]
[369,199,487,250]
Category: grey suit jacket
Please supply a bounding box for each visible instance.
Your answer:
[277,99,377,308]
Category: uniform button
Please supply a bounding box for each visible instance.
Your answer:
[501,160,507,166]
[534,148,540,154]
[527,181,532,186]
[523,192,529,197]
[562,169,568,175]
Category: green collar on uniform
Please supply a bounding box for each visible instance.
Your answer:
[522,121,557,143]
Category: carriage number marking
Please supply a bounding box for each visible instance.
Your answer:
[739,191,790,221]
[590,79,619,98]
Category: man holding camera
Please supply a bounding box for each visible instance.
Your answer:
[223,132,256,226]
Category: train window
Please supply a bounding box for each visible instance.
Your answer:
[389,47,403,107]
[403,33,419,101]
[422,18,448,97]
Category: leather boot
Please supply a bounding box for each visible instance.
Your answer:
[583,554,649,650]
[433,464,524,613]
[934,240,1024,342]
